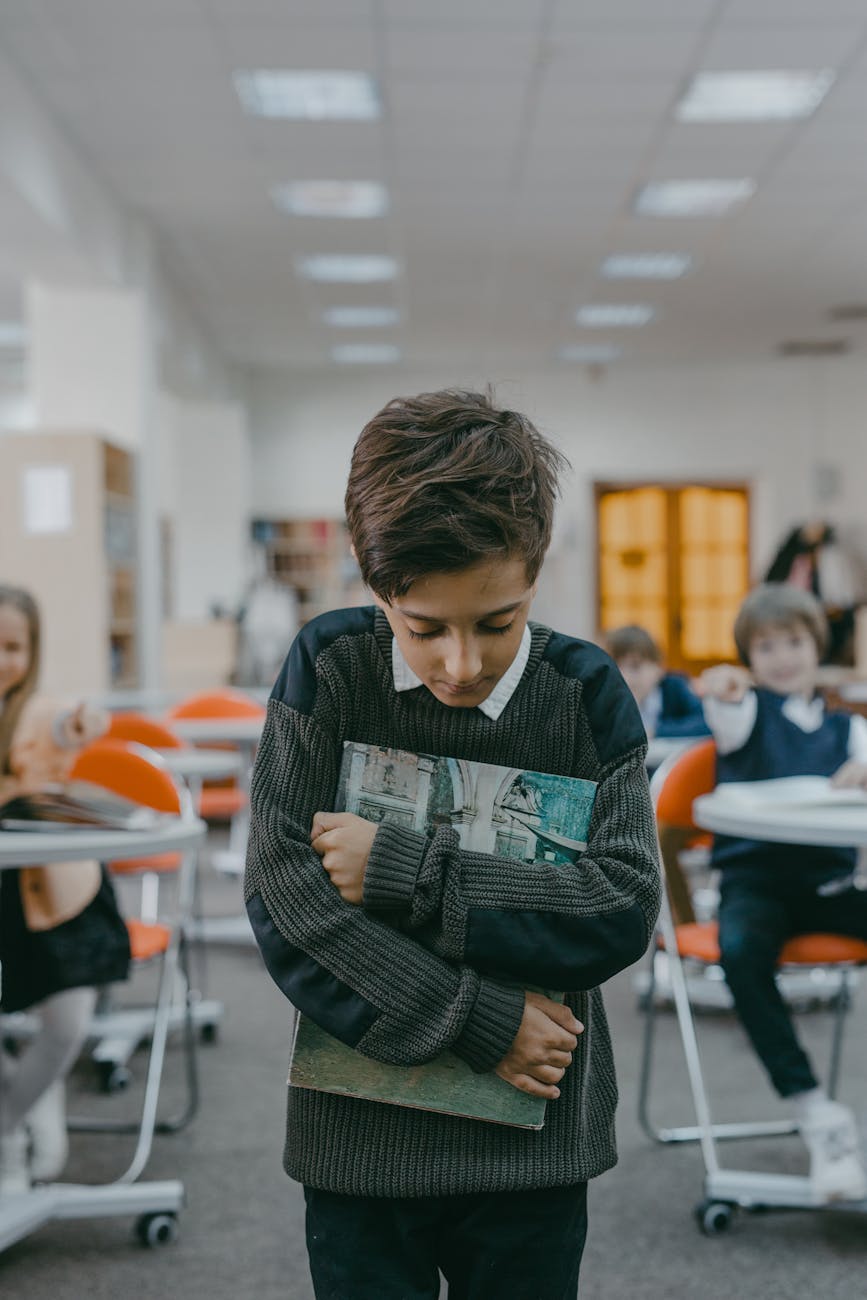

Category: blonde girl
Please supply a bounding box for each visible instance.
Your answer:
[0,585,130,1193]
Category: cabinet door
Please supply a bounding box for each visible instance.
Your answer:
[596,482,750,673]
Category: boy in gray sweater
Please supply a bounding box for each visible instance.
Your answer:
[244,389,661,1299]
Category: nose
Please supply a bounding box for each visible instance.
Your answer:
[443,636,483,685]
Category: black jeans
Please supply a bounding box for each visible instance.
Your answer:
[717,868,867,1097]
[304,1182,588,1300]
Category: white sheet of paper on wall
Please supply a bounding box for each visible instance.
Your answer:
[21,464,73,534]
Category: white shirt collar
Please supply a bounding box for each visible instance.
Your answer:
[391,624,532,720]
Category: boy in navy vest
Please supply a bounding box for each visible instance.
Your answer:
[697,584,867,1201]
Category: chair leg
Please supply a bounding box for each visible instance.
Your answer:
[826,969,853,1100]
[68,934,200,1139]
[637,941,800,1145]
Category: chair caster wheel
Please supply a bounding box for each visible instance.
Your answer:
[200,1022,219,1044]
[695,1199,735,1235]
[136,1212,179,1247]
[99,1062,131,1093]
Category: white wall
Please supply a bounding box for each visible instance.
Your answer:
[171,398,252,621]
[247,358,867,638]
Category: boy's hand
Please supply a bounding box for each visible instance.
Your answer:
[62,702,110,748]
[694,665,752,703]
[830,760,867,792]
[494,991,583,1100]
[310,811,377,904]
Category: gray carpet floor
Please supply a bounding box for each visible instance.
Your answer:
[2,851,866,1299]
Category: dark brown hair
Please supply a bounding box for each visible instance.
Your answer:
[733,583,828,663]
[604,624,662,665]
[344,388,569,598]
[0,585,41,774]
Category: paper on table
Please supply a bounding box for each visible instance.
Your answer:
[713,776,867,810]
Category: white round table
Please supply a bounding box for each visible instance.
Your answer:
[168,716,264,885]
[645,737,692,774]
[693,791,867,848]
[156,749,243,783]
[0,816,206,868]
[169,717,264,746]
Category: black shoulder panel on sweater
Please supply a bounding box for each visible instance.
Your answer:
[270,606,377,717]
[544,632,646,765]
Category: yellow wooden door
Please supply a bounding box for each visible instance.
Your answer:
[596,483,750,673]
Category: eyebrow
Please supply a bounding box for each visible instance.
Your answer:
[396,599,525,622]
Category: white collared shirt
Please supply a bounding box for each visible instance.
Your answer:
[392,624,532,721]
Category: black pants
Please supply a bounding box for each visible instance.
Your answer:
[304,1182,588,1300]
[718,869,867,1097]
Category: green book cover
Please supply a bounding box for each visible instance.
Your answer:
[289,743,597,1129]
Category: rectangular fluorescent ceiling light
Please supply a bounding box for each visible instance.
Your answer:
[601,254,691,280]
[296,255,398,283]
[332,343,401,364]
[323,306,400,327]
[635,179,755,217]
[677,70,835,123]
[575,304,654,328]
[0,321,28,348]
[272,181,388,219]
[559,344,623,364]
[234,70,380,120]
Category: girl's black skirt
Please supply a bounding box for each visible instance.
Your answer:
[0,865,131,1012]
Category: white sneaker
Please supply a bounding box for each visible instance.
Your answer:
[800,1101,867,1202]
[0,1126,32,1197]
[26,1080,68,1183]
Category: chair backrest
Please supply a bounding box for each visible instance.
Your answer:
[165,688,265,721]
[107,712,185,750]
[651,738,716,829]
[650,738,717,926]
[70,738,185,815]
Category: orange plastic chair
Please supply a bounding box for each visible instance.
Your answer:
[107,712,184,751]
[165,689,264,822]
[639,738,867,1143]
[71,738,185,878]
[64,739,201,1121]
[166,689,265,721]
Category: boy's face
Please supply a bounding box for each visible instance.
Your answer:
[748,620,819,697]
[374,557,536,709]
[615,653,663,707]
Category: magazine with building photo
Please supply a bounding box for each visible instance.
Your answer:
[0,781,162,833]
[289,743,598,1129]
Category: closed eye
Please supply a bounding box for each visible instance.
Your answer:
[406,620,515,641]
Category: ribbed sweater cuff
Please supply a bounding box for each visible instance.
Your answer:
[363,822,427,914]
[452,979,526,1075]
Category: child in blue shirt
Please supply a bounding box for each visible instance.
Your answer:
[605,625,709,740]
[697,583,867,1203]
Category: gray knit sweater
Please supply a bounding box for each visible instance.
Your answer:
[244,607,660,1197]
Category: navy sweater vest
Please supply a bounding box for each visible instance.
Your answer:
[711,688,855,880]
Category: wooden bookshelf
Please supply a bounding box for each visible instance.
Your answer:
[250,517,362,623]
[0,430,138,692]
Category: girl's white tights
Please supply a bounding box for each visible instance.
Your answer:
[0,986,96,1134]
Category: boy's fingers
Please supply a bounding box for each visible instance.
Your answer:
[514,1074,560,1099]
[541,1000,583,1035]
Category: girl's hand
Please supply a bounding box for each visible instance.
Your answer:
[310,811,377,904]
[694,665,752,703]
[830,760,867,792]
[62,702,110,748]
